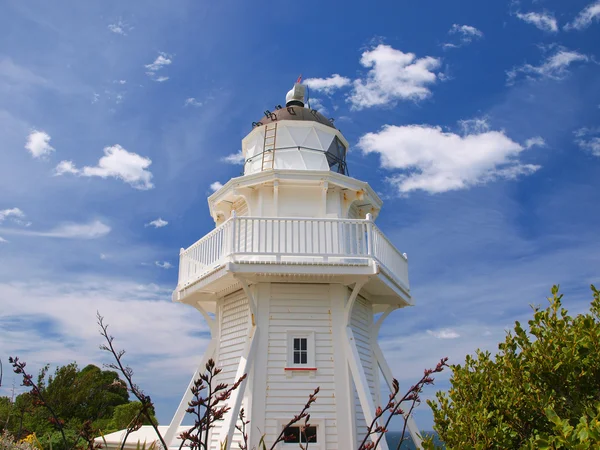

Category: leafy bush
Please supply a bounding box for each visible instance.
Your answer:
[428,285,600,449]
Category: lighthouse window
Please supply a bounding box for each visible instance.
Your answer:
[293,338,308,364]
[283,425,318,444]
[325,136,347,175]
[286,331,316,369]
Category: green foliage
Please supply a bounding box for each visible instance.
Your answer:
[35,429,81,450]
[45,363,129,429]
[428,285,600,449]
[107,401,157,432]
[0,430,38,450]
[525,405,600,449]
[0,362,132,447]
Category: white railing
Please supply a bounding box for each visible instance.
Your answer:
[178,215,408,289]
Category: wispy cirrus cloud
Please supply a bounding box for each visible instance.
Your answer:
[427,328,460,339]
[155,261,173,269]
[0,279,208,403]
[55,145,154,190]
[1,220,111,239]
[145,218,168,228]
[565,1,600,30]
[308,98,328,115]
[357,118,543,194]
[0,58,48,89]
[507,47,588,84]
[515,11,559,32]
[574,127,600,156]
[184,97,202,107]
[0,208,30,227]
[0,207,25,223]
[443,24,484,49]
[349,44,441,109]
[145,52,172,82]
[25,130,54,158]
[108,20,132,36]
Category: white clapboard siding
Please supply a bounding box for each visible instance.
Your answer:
[210,290,249,450]
[348,203,360,219]
[351,294,375,448]
[265,283,337,449]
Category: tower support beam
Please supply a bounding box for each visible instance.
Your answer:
[218,327,258,447]
[373,341,423,449]
[345,326,390,450]
[164,338,218,448]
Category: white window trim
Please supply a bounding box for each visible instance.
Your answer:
[286,330,316,370]
[276,418,325,450]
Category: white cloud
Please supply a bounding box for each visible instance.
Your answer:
[443,24,484,49]
[308,98,328,115]
[2,220,111,239]
[0,279,209,408]
[441,43,459,50]
[145,53,172,72]
[507,47,588,84]
[25,130,54,158]
[221,151,245,165]
[145,218,168,228]
[145,52,172,82]
[55,144,154,190]
[574,127,600,156]
[348,45,441,109]
[516,11,559,32]
[357,123,541,194]
[155,261,173,269]
[0,237,7,243]
[108,20,131,35]
[99,253,108,260]
[458,117,490,134]
[524,136,546,149]
[565,1,600,30]
[184,97,202,107]
[450,24,484,39]
[114,80,127,85]
[427,328,460,339]
[304,74,351,94]
[0,207,25,223]
[0,207,30,227]
[210,181,223,192]
[54,160,79,176]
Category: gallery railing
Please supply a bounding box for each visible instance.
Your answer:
[177,215,408,290]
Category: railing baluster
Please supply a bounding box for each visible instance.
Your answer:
[177,216,408,289]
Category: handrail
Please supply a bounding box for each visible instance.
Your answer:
[177,216,407,290]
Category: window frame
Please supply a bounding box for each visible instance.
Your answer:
[285,330,316,370]
[277,418,324,450]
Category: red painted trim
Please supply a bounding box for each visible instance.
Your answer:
[284,367,317,371]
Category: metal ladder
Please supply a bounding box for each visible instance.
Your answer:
[261,123,277,171]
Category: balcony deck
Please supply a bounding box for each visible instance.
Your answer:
[173,216,411,307]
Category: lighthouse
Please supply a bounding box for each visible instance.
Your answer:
[164,82,421,450]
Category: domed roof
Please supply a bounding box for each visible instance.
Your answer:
[257,106,336,129]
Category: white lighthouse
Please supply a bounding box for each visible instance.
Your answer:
[164,82,421,450]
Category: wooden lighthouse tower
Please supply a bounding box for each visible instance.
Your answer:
[165,82,420,450]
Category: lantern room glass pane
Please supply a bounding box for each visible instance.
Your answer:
[326,136,347,175]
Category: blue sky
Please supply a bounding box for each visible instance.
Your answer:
[1,0,599,432]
